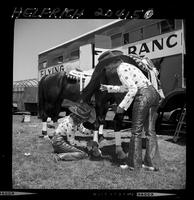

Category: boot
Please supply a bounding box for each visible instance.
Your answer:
[127,135,142,170]
[116,146,127,159]
[143,136,161,171]
[116,145,127,166]
[115,131,127,164]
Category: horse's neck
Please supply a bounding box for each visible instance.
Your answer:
[80,72,102,103]
[80,83,96,103]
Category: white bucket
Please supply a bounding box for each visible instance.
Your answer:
[24,115,30,122]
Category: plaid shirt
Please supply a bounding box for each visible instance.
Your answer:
[106,62,151,111]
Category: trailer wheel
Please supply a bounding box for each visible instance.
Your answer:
[169,109,181,123]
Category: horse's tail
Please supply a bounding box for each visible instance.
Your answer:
[37,75,47,119]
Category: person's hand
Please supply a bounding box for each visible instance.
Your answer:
[100,84,108,92]
[116,106,125,114]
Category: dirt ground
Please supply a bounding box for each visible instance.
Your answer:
[12,114,186,191]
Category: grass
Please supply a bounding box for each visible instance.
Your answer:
[12,115,186,190]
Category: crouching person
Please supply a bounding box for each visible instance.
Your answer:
[51,100,99,161]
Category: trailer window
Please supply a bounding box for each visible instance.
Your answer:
[143,23,160,39]
[40,61,47,68]
[57,56,63,63]
[111,32,122,48]
[51,56,64,65]
[129,29,143,43]
[161,19,175,34]
[123,32,129,45]
[70,49,79,60]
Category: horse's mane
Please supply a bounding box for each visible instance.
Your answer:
[63,72,78,84]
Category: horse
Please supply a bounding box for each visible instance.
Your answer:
[38,71,82,136]
[38,68,112,137]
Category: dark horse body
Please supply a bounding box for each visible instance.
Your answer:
[38,72,80,124]
[38,70,115,134]
[38,70,111,135]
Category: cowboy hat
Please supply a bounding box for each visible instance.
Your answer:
[98,50,124,63]
[61,99,81,108]
[61,99,96,123]
[69,103,96,123]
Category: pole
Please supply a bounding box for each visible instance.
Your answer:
[182,19,185,88]
[80,74,83,92]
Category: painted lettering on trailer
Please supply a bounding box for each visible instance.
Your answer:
[123,30,183,59]
[39,60,79,80]
[95,30,184,62]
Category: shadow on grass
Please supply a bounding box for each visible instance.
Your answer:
[95,142,132,167]
[165,136,186,146]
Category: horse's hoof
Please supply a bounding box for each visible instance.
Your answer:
[41,131,47,135]
[48,135,53,139]
[117,158,127,165]
[120,164,129,169]
[43,135,50,139]
[142,164,159,171]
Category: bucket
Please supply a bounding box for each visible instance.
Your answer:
[23,114,31,122]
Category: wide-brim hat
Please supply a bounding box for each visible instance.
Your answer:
[61,99,96,123]
[98,50,124,63]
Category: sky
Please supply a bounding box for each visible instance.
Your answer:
[13,19,116,81]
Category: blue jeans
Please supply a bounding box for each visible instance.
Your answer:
[52,135,88,161]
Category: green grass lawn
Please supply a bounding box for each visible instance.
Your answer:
[12,115,186,190]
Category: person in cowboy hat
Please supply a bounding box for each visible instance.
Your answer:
[99,51,162,171]
[51,100,102,161]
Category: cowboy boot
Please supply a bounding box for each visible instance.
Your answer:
[115,132,127,162]
[143,136,161,171]
[127,135,142,170]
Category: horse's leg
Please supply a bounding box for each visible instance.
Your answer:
[41,103,55,136]
[49,103,62,129]
[94,101,109,143]
[41,113,48,137]
[93,120,99,143]
[98,109,108,142]
[113,113,127,161]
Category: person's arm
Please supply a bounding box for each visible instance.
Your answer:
[100,84,128,93]
[118,87,137,111]
[117,75,138,111]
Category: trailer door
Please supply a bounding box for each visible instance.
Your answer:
[79,44,93,71]
[160,54,183,95]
